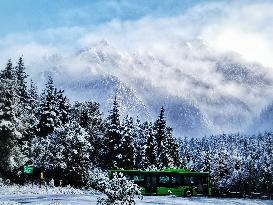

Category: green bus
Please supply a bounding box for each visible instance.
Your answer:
[109,169,212,197]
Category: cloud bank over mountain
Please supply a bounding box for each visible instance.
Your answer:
[27,39,273,137]
[1,0,273,137]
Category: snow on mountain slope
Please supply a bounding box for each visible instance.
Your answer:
[250,102,273,134]
[27,40,273,137]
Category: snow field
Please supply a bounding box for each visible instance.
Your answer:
[1,195,273,205]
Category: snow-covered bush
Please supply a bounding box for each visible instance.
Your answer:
[88,168,141,205]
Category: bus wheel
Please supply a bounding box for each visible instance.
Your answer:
[185,189,192,197]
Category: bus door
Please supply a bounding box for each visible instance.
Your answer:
[196,177,208,195]
[146,176,157,194]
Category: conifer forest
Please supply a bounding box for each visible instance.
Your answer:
[0,57,272,197]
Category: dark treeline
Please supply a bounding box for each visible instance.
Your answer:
[0,58,272,197]
[0,58,180,186]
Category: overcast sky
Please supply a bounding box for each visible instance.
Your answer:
[0,0,273,68]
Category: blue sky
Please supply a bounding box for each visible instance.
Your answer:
[0,0,273,68]
[0,0,203,36]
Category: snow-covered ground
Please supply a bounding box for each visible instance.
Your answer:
[1,185,272,205]
[1,194,273,205]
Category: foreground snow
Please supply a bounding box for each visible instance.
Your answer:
[1,184,272,205]
[0,183,86,195]
[1,194,273,205]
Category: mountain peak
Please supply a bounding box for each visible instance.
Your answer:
[28,39,273,137]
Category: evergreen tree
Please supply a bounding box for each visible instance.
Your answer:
[56,89,70,125]
[259,133,273,194]
[71,101,105,166]
[31,134,52,171]
[134,118,147,169]
[14,58,33,166]
[153,106,167,158]
[37,76,57,137]
[27,80,40,132]
[144,122,157,168]
[0,72,15,174]
[120,116,135,169]
[61,121,93,185]
[154,106,180,168]
[14,57,29,109]
[0,60,24,175]
[165,127,181,168]
[23,80,40,162]
[37,76,68,137]
[103,96,122,169]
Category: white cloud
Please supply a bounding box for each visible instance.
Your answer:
[75,1,273,69]
[198,1,273,68]
[1,1,273,67]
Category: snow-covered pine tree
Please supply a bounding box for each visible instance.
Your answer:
[23,80,40,165]
[211,140,232,193]
[14,57,29,111]
[244,135,260,193]
[201,147,211,172]
[71,101,105,166]
[158,129,171,169]
[0,59,29,176]
[144,122,157,169]
[153,106,179,168]
[31,134,52,171]
[55,89,70,125]
[60,120,92,186]
[134,118,147,169]
[154,107,166,158]
[37,76,58,137]
[120,116,135,169]
[33,76,71,177]
[258,133,273,194]
[165,127,181,168]
[46,126,67,183]
[103,96,122,169]
[0,60,17,175]
[13,57,33,168]
[37,76,68,137]
[26,80,39,137]
[33,119,93,186]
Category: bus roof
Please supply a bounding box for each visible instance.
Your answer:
[109,168,209,175]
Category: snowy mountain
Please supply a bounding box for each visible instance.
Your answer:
[27,40,273,137]
[249,102,273,134]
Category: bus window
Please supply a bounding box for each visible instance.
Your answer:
[171,176,177,184]
[171,176,176,184]
[134,175,144,182]
[184,177,195,185]
[177,176,183,185]
[159,176,169,184]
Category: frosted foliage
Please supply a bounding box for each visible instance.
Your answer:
[9,144,28,171]
[179,132,273,194]
[88,169,141,205]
